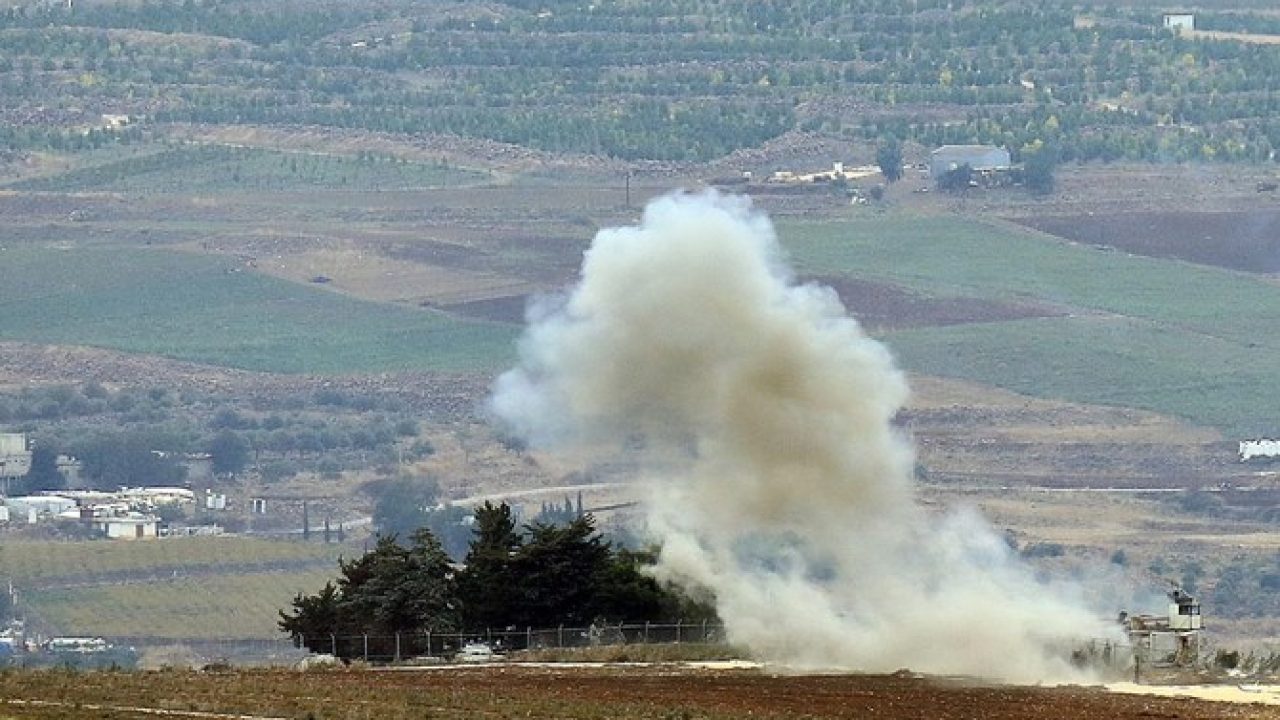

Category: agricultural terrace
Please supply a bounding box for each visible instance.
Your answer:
[5,145,490,194]
[6,1,1280,166]
[0,245,519,374]
[778,216,1280,435]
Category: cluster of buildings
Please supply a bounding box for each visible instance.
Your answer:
[0,432,214,540]
[2,487,197,539]
[758,145,1015,196]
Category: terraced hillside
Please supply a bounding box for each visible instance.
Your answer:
[3,0,1280,170]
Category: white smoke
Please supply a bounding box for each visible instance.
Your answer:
[492,190,1114,682]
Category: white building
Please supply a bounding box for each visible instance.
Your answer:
[1239,439,1280,461]
[5,495,76,518]
[0,433,32,488]
[94,513,158,540]
[929,145,1012,180]
[1162,13,1194,33]
[118,487,195,507]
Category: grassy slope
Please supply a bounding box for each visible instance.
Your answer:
[1,537,347,639]
[0,245,518,373]
[25,570,337,639]
[0,537,343,583]
[778,215,1280,435]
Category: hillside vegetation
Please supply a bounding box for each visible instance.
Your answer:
[3,0,1280,167]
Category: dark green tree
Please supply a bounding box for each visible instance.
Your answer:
[368,476,439,537]
[508,515,613,627]
[937,163,973,193]
[876,140,904,183]
[457,501,522,629]
[279,581,343,653]
[592,547,680,622]
[1022,141,1058,195]
[279,528,459,658]
[71,432,186,489]
[208,430,249,476]
[21,445,64,493]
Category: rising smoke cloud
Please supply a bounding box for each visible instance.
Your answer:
[492,190,1112,682]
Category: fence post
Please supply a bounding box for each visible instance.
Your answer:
[395,632,401,662]
[644,621,650,644]
[557,624,564,648]
[526,626,532,650]
[330,633,336,657]
[426,629,432,657]
[676,619,682,644]
[363,634,368,662]
[702,619,708,643]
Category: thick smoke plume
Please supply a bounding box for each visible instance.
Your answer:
[492,191,1110,682]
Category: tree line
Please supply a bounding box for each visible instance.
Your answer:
[6,1,1280,165]
[278,502,711,660]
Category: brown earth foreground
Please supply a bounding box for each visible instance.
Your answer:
[0,666,1276,720]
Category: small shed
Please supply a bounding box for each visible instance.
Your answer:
[95,514,159,540]
[929,145,1011,180]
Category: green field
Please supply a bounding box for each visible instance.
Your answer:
[24,569,337,639]
[2,538,347,639]
[0,537,344,584]
[0,245,518,373]
[4,145,489,193]
[778,215,1280,435]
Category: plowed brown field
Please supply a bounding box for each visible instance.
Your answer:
[0,666,1275,720]
[1017,211,1280,274]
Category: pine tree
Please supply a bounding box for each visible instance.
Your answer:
[457,502,522,629]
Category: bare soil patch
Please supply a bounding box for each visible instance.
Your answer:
[1017,210,1280,273]
[437,294,530,323]
[248,240,535,306]
[812,275,1064,331]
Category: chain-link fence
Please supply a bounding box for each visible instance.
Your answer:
[93,621,728,667]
